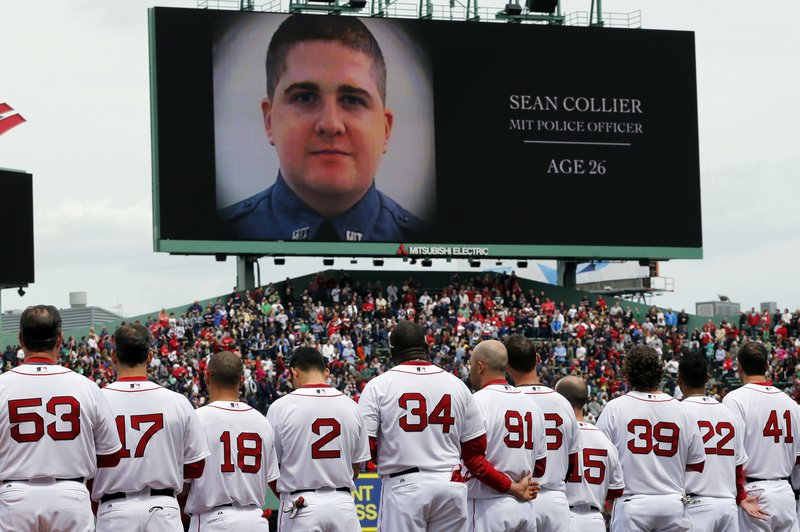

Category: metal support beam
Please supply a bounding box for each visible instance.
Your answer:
[236,256,257,292]
[556,260,577,289]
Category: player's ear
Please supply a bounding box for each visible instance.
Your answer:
[262,98,275,146]
[17,333,25,350]
[111,350,119,366]
[324,367,331,380]
[382,107,394,154]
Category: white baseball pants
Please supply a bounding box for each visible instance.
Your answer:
[190,504,268,531]
[611,493,690,532]
[686,495,738,532]
[0,479,93,532]
[378,470,468,532]
[469,495,536,532]
[738,480,799,532]
[95,490,182,532]
[278,488,360,532]
[532,489,571,532]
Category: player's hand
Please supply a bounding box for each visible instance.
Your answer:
[529,480,541,500]
[507,473,535,501]
[739,494,770,521]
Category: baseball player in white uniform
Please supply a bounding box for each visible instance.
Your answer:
[556,376,624,532]
[678,350,768,532]
[266,347,368,532]
[92,324,210,532]
[596,345,706,532]
[358,320,535,532]
[504,334,582,532]
[467,339,547,532]
[722,341,800,532]
[185,351,279,530]
[0,305,122,532]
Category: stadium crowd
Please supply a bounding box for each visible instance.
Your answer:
[3,272,800,418]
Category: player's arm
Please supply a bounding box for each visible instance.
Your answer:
[92,386,124,467]
[563,406,583,481]
[605,443,625,502]
[683,409,705,473]
[181,398,211,479]
[357,383,381,462]
[461,435,534,500]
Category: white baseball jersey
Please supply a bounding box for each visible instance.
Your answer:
[596,391,705,496]
[92,377,210,499]
[185,401,279,514]
[0,361,121,480]
[468,381,548,499]
[722,383,800,479]
[266,384,369,493]
[682,395,747,499]
[518,384,582,491]
[566,421,624,509]
[358,361,486,475]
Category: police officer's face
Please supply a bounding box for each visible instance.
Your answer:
[263,40,393,207]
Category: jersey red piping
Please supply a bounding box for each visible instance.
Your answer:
[299,383,333,389]
[623,393,674,403]
[389,367,444,375]
[24,357,56,365]
[481,379,509,390]
[117,376,150,382]
[207,404,254,412]
[9,368,71,376]
[738,385,781,395]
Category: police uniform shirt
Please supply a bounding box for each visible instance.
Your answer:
[218,174,426,242]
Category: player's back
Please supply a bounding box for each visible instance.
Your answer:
[186,401,279,514]
[519,384,582,491]
[566,421,624,510]
[468,383,547,499]
[91,378,209,498]
[682,395,747,499]
[358,361,485,475]
[266,384,369,493]
[596,391,704,496]
[722,383,800,479]
[0,363,121,481]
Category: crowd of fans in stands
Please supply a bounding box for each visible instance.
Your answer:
[3,272,800,420]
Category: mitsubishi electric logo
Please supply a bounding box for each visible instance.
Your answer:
[0,103,26,136]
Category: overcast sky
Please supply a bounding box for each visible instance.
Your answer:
[0,0,798,317]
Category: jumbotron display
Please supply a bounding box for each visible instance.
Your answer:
[0,169,34,286]
[149,7,702,259]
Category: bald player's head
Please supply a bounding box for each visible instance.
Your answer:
[469,340,508,390]
[555,376,589,414]
[472,340,508,371]
[207,351,243,388]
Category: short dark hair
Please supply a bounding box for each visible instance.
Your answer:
[622,345,664,392]
[207,351,243,388]
[289,346,327,374]
[555,376,589,410]
[737,341,768,376]
[504,334,537,373]
[389,320,428,362]
[678,351,709,389]
[266,14,387,104]
[114,325,151,367]
[19,305,62,352]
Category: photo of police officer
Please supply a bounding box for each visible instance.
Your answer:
[216,14,434,242]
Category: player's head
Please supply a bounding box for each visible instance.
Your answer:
[677,351,709,394]
[736,341,768,377]
[555,376,589,418]
[469,339,507,390]
[503,334,539,375]
[113,324,152,367]
[389,320,428,364]
[288,346,329,387]
[262,15,393,216]
[206,351,244,398]
[19,305,63,353]
[622,345,664,392]
[19,305,62,354]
